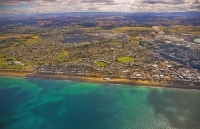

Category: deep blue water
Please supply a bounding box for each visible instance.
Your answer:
[0,76,200,129]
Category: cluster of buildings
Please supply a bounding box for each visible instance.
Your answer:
[1,24,200,86]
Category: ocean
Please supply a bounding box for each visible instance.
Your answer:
[0,76,200,129]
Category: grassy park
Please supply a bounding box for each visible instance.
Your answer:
[0,55,7,69]
[24,35,39,45]
[96,61,107,67]
[4,65,24,69]
[111,41,121,46]
[0,54,26,70]
[55,51,68,60]
[117,56,134,63]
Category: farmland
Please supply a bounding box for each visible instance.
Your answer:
[159,26,200,35]
[0,34,39,48]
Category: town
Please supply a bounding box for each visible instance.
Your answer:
[0,12,200,86]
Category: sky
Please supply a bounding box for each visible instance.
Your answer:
[0,0,200,14]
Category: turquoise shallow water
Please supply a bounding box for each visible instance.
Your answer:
[0,76,200,129]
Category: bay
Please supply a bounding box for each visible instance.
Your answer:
[0,76,200,129]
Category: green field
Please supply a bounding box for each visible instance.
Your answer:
[55,51,68,60]
[96,61,107,67]
[0,34,39,48]
[4,65,24,69]
[111,41,121,46]
[0,55,9,69]
[24,35,39,45]
[159,26,181,34]
[159,26,200,35]
[117,56,134,63]
[113,27,154,33]
[0,54,26,70]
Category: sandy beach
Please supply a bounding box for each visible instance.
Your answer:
[0,71,33,77]
[0,71,200,90]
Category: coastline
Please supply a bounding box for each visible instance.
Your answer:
[0,71,200,90]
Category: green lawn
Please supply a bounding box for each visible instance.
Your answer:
[111,41,121,46]
[55,51,68,60]
[4,65,24,69]
[24,36,39,45]
[117,56,134,63]
[0,64,7,69]
[0,55,8,68]
[0,54,27,69]
[96,61,107,67]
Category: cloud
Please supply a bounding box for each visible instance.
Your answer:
[138,0,200,12]
[190,1,200,10]
[141,0,185,5]
[81,0,116,5]
[87,7,100,11]
[0,0,199,14]
[194,0,200,3]
[44,0,57,1]
[192,5,200,9]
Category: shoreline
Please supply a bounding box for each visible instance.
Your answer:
[0,71,200,90]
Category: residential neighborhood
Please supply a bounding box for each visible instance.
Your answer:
[0,14,200,86]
